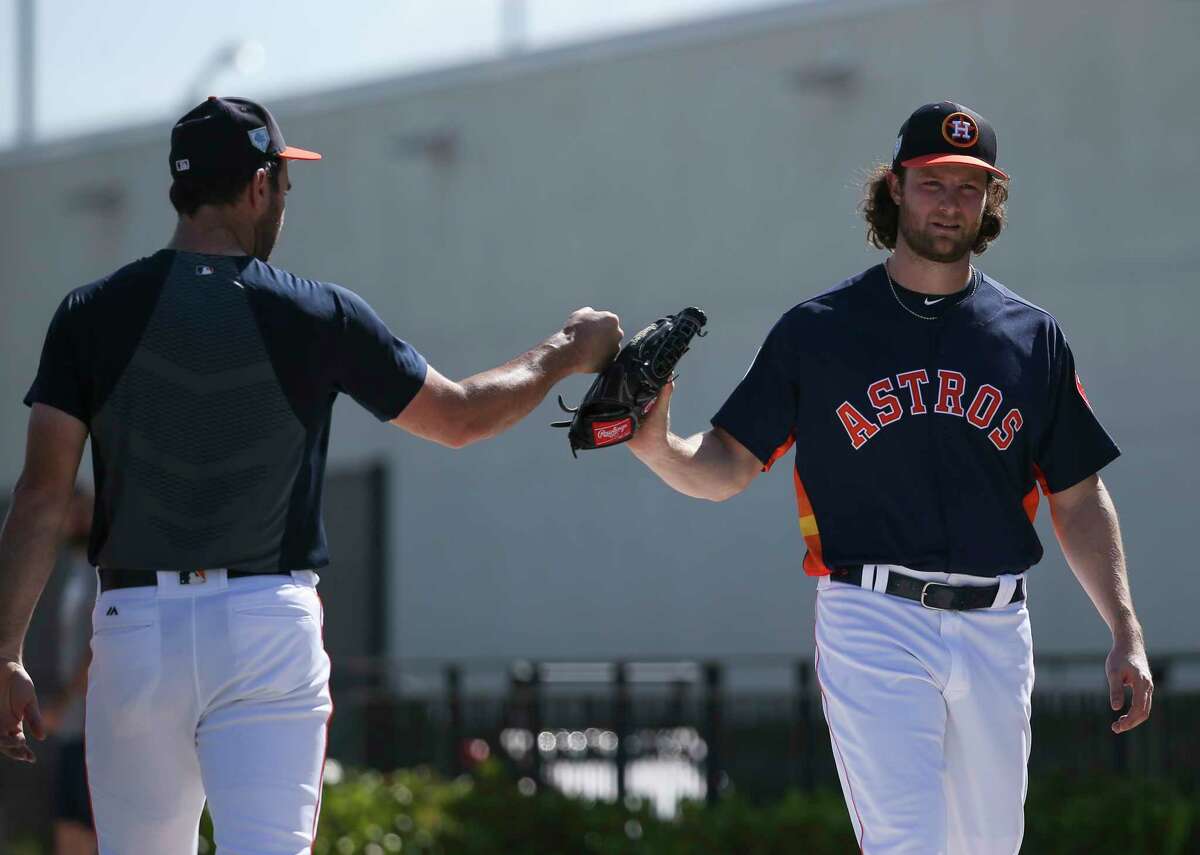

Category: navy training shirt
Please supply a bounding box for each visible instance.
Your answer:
[713,264,1120,578]
[23,250,428,572]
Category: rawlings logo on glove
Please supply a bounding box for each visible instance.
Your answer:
[593,419,634,446]
[552,307,707,456]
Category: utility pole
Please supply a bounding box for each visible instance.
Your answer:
[500,0,528,55]
[17,0,36,145]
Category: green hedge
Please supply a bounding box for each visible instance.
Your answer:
[11,765,1194,853]
[267,763,855,855]
[201,764,1198,855]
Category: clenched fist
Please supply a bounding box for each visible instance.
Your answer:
[561,308,622,374]
[1,658,45,764]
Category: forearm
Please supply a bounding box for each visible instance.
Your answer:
[66,648,91,697]
[1052,478,1140,639]
[456,334,575,444]
[47,649,92,715]
[630,429,755,502]
[393,308,620,448]
[0,483,72,661]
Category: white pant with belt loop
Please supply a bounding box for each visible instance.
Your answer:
[85,569,332,855]
[815,565,1034,855]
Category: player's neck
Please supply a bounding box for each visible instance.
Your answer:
[167,213,254,258]
[886,244,973,295]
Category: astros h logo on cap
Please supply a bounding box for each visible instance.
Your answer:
[890,101,1008,180]
[941,112,979,148]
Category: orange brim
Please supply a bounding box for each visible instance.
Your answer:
[902,153,1008,180]
[279,145,322,161]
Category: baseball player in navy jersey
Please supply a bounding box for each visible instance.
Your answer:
[627,101,1152,853]
[0,96,621,854]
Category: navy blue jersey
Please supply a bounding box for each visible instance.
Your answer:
[24,250,427,572]
[713,264,1119,577]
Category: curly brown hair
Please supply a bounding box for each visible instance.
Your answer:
[861,163,1009,254]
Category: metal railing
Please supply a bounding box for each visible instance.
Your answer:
[325,652,1200,814]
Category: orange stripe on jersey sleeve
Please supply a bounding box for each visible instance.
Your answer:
[1022,464,1052,523]
[763,433,796,472]
[793,468,832,576]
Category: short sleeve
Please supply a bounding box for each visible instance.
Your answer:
[23,294,90,423]
[711,318,798,468]
[1035,327,1120,493]
[330,288,428,421]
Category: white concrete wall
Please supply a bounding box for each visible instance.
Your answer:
[2,0,1197,661]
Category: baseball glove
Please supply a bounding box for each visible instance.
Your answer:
[552,307,707,456]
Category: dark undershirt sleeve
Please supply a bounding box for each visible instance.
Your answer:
[329,287,428,421]
[1035,328,1120,493]
[711,319,798,468]
[23,294,90,423]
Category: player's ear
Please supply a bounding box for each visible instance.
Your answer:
[886,169,903,206]
[246,167,270,211]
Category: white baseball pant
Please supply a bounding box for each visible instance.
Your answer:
[85,569,332,855]
[815,565,1034,855]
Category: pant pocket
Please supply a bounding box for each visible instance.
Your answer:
[228,588,328,696]
[91,593,158,636]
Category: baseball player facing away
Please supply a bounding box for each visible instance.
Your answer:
[0,96,621,854]
[627,102,1153,854]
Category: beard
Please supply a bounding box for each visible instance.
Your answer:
[251,194,285,261]
[897,207,980,264]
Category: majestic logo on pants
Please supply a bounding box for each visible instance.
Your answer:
[836,368,1023,451]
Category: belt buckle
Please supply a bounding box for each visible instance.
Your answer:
[920,581,954,610]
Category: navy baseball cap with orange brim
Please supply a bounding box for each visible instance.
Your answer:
[169,96,321,179]
[891,101,1009,180]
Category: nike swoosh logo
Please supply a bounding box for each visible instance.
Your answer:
[923,297,945,305]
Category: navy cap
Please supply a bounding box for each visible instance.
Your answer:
[891,101,1008,180]
[169,96,321,179]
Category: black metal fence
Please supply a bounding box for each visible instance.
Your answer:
[328,652,1200,814]
[1,652,1195,844]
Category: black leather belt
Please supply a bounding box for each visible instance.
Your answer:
[98,568,292,592]
[829,565,1024,611]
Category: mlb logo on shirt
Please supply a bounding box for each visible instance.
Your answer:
[196,265,214,276]
[175,158,190,172]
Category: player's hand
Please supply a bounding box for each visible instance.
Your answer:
[561,308,622,374]
[0,658,46,763]
[628,379,674,456]
[1106,634,1152,734]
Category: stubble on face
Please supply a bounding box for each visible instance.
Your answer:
[896,199,981,264]
[252,185,286,261]
[249,161,289,261]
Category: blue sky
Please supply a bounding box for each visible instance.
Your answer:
[0,0,787,150]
